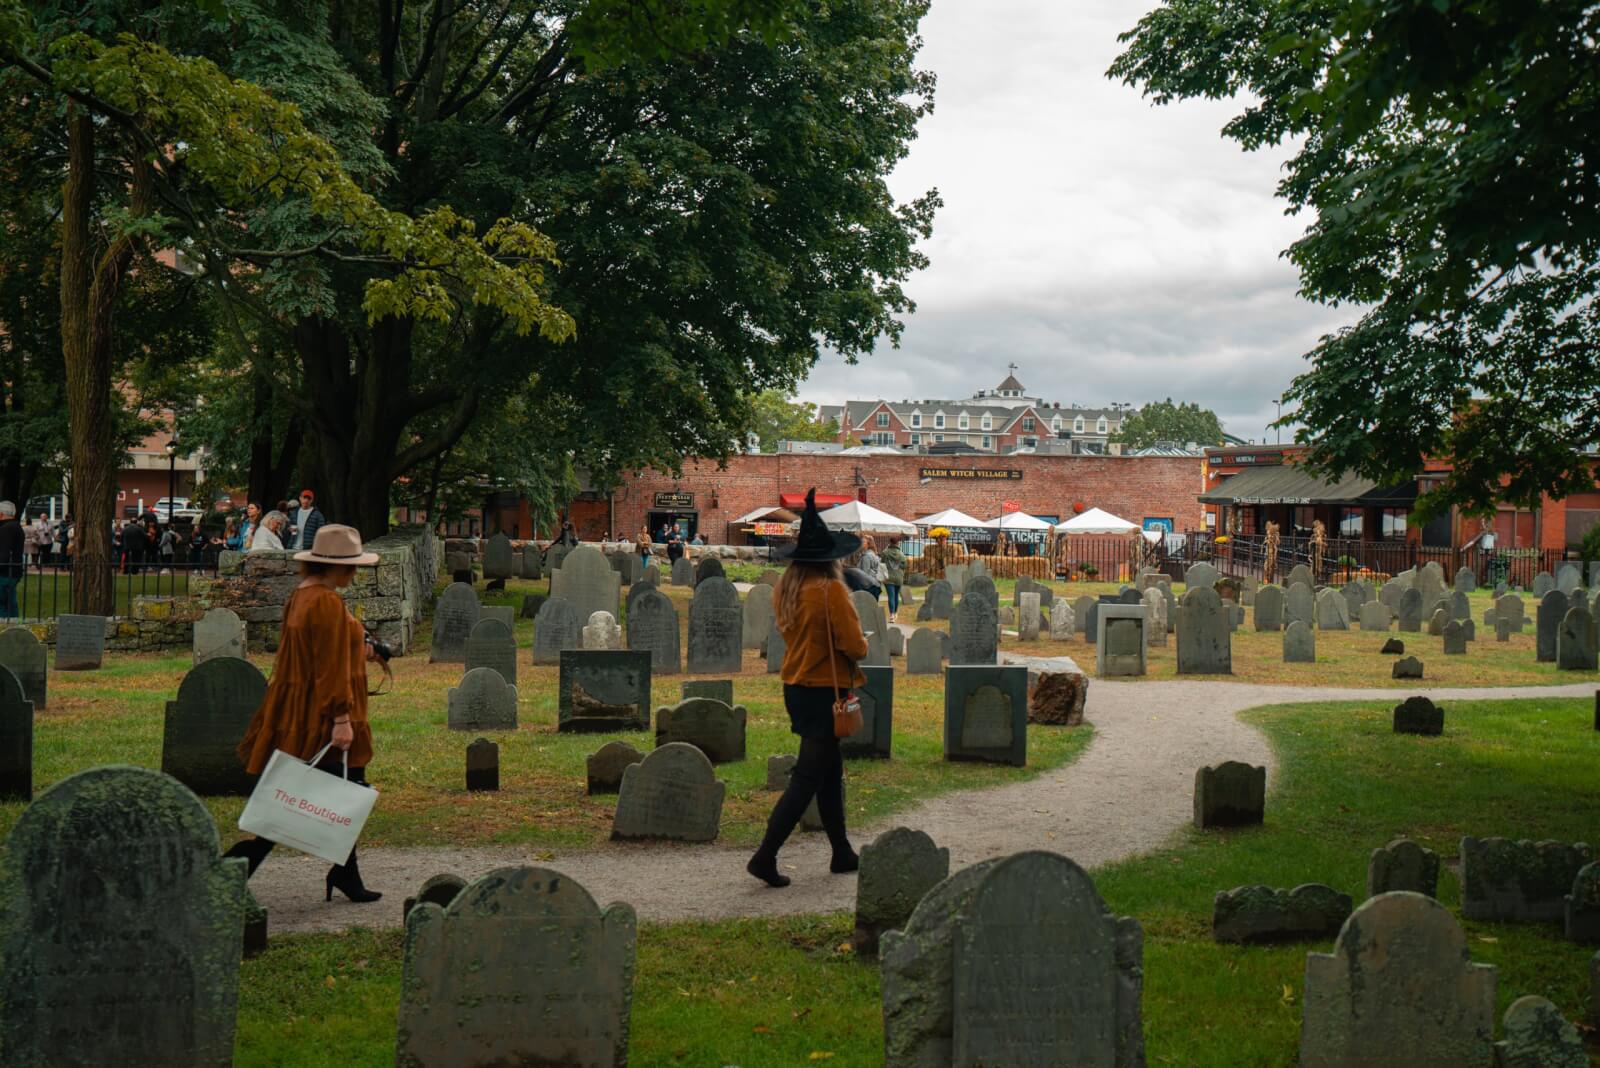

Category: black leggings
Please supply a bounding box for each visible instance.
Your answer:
[759,735,846,858]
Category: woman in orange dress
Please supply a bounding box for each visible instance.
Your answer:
[222,525,383,903]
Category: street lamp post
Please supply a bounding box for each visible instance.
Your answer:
[165,435,178,525]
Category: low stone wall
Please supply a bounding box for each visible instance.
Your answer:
[0,596,204,653]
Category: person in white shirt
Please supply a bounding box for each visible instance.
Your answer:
[249,511,287,553]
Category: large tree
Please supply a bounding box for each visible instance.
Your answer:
[1111,0,1600,518]
[1111,399,1225,450]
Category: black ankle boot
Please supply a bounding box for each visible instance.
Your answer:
[746,852,792,888]
[325,853,382,903]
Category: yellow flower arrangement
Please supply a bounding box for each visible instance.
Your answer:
[928,527,952,539]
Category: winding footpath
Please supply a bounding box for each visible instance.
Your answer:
[250,679,1596,934]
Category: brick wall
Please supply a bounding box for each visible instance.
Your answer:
[602,453,1205,542]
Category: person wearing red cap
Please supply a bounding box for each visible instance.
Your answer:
[288,489,325,552]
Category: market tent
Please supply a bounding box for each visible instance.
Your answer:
[1055,507,1139,534]
[805,499,918,536]
[913,508,986,529]
[732,506,799,524]
[983,511,1053,531]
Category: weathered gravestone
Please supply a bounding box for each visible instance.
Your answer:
[1047,598,1075,640]
[53,614,105,671]
[963,574,999,613]
[1448,589,1470,622]
[531,595,581,665]
[401,872,467,924]
[879,850,1144,1068]
[854,590,891,666]
[1535,571,1555,597]
[465,737,498,792]
[1393,695,1443,735]
[1177,587,1232,675]
[1455,565,1477,593]
[1096,604,1147,676]
[612,741,725,842]
[693,556,724,587]
[1497,594,1526,632]
[654,697,746,763]
[1442,619,1468,655]
[625,578,655,618]
[853,827,950,956]
[0,666,30,801]
[161,657,268,796]
[1213,884,1352,944]
[1397,588,1424,632]
[1025,661,1088,726]
[1537,590,1571,662]
[1558,561,1583,594]
[395,866,635,1068]
[950,589,998,665]
[1017,591,1041,640]
[1138,588,1167,648]
[841,665,894,759]
[686,577,742,674]
[906,627,943,675]
[626,588,680,675]
[1072,594,1095,637]
[1300,892,1496,1068]
[1495,995,1587,1068]
[582,611,623,651]
[464,617,518,684]
[681,678,733,705]
[429,582,480,664]
[943,666,1027,766]
[520,592,546,620]
[741,583,774,650]
[586,741,643,795]
[1460,836,1593,923]
[480,532,515,580]
[1285,562,1313,590]
[765,625,785,673]
[0,629,45,712]
[1417,561,1447,604]
[545,541,571,571]
[520,542,542,580]
[918,579,954,621]
[0,766,248,1068]
[1283,620,1315,664]
[1360,600,1392,631]
[550,546,622,629]
[559,650,650,732]
[1284,582,1315,629]
[1186,561,1220,589]
[640,563,660,588]
[1193,760,1265,829]
[1428,607,1449,636]
[1558,605,1598,670]
[670,556,693,586]
[1368,838,1440,898]
[888,625,905,657]
[1314,588,1349,630]
[447,667,518,731]
[480,603,514,634]
[1564,862,1600,943]
[1381,638,1406,655]
[1254,584,1284,632]
[192,607,246,665]
[1392,655,1424,679]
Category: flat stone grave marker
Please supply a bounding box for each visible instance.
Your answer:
[950,589,998,665]
[1301,892,1495,1068]
[686,577,742,674]
[401,872,467,924]
[481,532,515,580]
[559,650,650,732]
[1495,995,1587,1068]
[520,542,542,580]
[1461,836,1592,923]
[626,588,680,675]
[1397,588,1424,632]
[1315,588,1348,630]
[654,697,746,763]
[853,827,950,956]
[1538,590,1571,662]
[53,614,105,671]
[841,665,893,759]
[1254,584,1284,631]
[1558,605,1598,670]
[396,866,635,1068]
[0,666,31,801]
[550,546,621,629]
[1283,620,1315,663]
[943,665,1027,766]
[531,595,581,665]
[765,625,785,673]
[1177,587,1232,675]
[193,607,246,665]
[586,741,643,794]
[1565,861,1600,943]
[582,610,622,651]
[612,741,725,842]
[670,557,693,586]
[741,583,774,650]
[161,657,268,796]
[0,628,46,710]
[447,667,518,731]
[693,557,724,586]
[0,766,248,1066]
[465,617,517,684]
[429,583,480,664]
[1212,883,1351,944]
[906,627,943,675]
[1194,760,1265,829]
[682,678,733,705]
[1368,838,1440,898]
[1442,619,1468,655]
[1096,604,1147,676]
[1393,695,1443,735]
[465,737,498,791]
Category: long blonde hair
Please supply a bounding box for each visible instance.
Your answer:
[775,559,844,630]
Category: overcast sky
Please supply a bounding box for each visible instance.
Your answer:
[795,1,1354,445]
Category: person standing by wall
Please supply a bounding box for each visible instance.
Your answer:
[0,503,24,618]
[880,536,907,619]
[289,489,325,551]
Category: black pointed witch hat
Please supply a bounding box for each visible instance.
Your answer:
[776,488,861,562]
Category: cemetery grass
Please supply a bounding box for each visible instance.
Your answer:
[235,694,1600,1065]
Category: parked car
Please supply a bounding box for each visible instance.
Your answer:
[152,497,203,524]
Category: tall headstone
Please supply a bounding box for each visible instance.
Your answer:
[1050,599,1076,640]
[1534,571,1555,597]
[520,541,542,581]
[1285,582,1315,628]
[0,666,31,801]
[944,563,967,595]
[0,628,46,710]
[920,579,954,621]
[741,583,775,650]
[841,665,894,759]
[1397,588,1424,632]
[1073,594,1094,637]
[464,617,518,684]
[612,742,725,842]
[582,611,623,651]
[1193,761,1265,829]
[686,577,742,674]
[943,666,1027,766]
[447,667,518,731]
[531,595,581,665]
[950,589,999,666]
[670,556,693,586]
[1416,561,1446,605]
[1017,591,1041,640]
[1177,587,1232,675]
[0,767,248,1067]
[160,657,268,796]
[1314,588,1348,630]
[1185,561,1220,589]
[1254,584,1284,632]
[906,628,943,675]
[693,557,725,587]
[626,588,681,675]
[1454,565,1476,594]
[1537,589,1571,662]
[853,827,950,956]
[654,697,746,763]
[558,650,651,732]
[480,532,515,580]
[550,546,622,628]
[192,607,246,665]
[396,866,635,1068]
[429,582,480,664]
[1283,620,1315,664]
[53,614,105,671]
[1557,605,1598,671]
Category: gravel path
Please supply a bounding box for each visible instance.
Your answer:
[249,680,1595,934]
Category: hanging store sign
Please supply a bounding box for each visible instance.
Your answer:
[653,492,695,509]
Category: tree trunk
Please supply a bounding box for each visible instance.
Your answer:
[246,373,304,508]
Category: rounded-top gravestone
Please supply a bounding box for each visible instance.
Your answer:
[161,657,269,796]
[0,627,47,710]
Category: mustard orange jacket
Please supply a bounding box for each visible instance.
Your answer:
[778,577,869,688]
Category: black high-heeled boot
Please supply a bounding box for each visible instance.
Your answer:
[325,851,382,903]
[221,837,275,878]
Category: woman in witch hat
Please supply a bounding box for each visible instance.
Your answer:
[748,489,870,887]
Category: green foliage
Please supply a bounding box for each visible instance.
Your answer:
[1110,0,1600,518]
[743,389,838,450]
[1110,398,1224,450]
[1581,523,1600,569]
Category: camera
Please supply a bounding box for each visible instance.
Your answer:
[366,635,395,663]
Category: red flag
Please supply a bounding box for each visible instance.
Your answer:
[1002,499,1020,513]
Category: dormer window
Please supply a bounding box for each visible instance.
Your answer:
[911,413,921,428]
[935,413,945,429]
[1074,416,1085,433]
[958,413,969,430]
[1097,417,1107,434]
[981,414,992,430]
[1051,416,1061,432]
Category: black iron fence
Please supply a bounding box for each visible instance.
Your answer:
[1163,532,1569,588]
[1,558,218,621]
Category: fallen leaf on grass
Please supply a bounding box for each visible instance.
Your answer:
[324,975,336,989]
[1280,984,1295,1005]
[753,1025,773,1035]
[808,1053,835,1061]
[836,942,853,954]
[1476,935,1498,943]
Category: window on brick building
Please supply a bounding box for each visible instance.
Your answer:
[1051,416,1061,432]
[1338,508,1363,538]
[1022,416,1035,432]
[876,412,889,428]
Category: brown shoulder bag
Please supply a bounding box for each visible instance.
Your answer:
[825,582,864,738]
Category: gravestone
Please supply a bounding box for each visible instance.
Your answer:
[1141,588,1167,647]
[464,617,518,684]
[481,532,515,580]
[612,742,725,842]
[1449,590,1470,622]
[550,546,622,628]
[520,541,542,580]
[1285,562,1313,590]
[682,679,734,705]
[1454,565,1476,593]
[654,697,746,763]
[1417,561,1447,604]
[1535,571,1555,597]
[447,667,518,731]
[558,650,651,732]
[964,574,999,613]
[1381,638,1406,655]
[840,665,893,759]
[950,589,998,665]
[1283,620,1315,664]
[757,569,781,588]
[853,827,950,956]
[1176,587,1232,675]
[0,666,30,801]
[446,552,473,579]
[1497,614,1512,642]
[888,625,905,657]
[686,577,742,674]
[53,614,105,671]
[1397,588,1424,632]
[626,588,681,675]
[1285,582,1314,628]
[1460,836,1592,923]
[429,583,480,664]
[1379,579,1405,612]
[582,611,622,651]
[693,557,725,586]
[1558,562,1583,594]
[586,741,643,794]
[1358,601,1391,631]
[396,866,635,1068]
[879,851,1144,1068]
[1193,760,1265,829]
[741,583,774,650]
[765,626,785,673]
[1017,591,1040,640]
[545,541,571,571]
[1049,598,1075,640]
[1495,996,1587,1068]
[1073,594,1095,636]
[943,666,1027,766]
[1341,580,1368,619]
[520,592,546,619]
[1301,893,1495,1068]
[855,590,891,667]
[1212,884,1351,944]
[919,579,954,621]
[1497,593,1526,631]
[606,550,638,586]
[1185,561,1220,589]
[1314,588,1349,630]
[942,562,967,595]
[0,766,248,1067]
[670,557,693,586]
[1391,655,1424,679]
[1027,663,1088,726]
[1428,607,1448,636]
[1254,584,1284,631]
[1557,605,1598,670]
[1368,838,1440,898]
[1564,862,1600,943]
[625,578,654,617]
[465,737,498,791]
[401,873,467,924]
[1393,695,1443,735]
[906,628,943,675]
[1537,590,1571,662]
[160,657,268,796]
[531,596,581,664]
[1442,619,1467,655]
[0,629,46,712]
[1096,604,1147,676]
[640,564,660,588]
[193,607,247,665]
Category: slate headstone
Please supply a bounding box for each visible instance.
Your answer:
[1497,593,1526,632]
[686,577,742,674]
[464,617,518,684]
[429,582,480,664]
[1460,836,1592,923]
[681,678,733,705]
[481,532,515,580]
[670,557,693,586]
[558,650,651,732]
[586,741,643,795]
[1176,587,1232,675]
[447,667,518,731]
[693,557,725,587]
[1185,561,1220,589]
[1283,619,1315,663]
[654,697,746,763]
[1284,582,1314,628]
[1534,571,1555,597]
[920,579,954,621]
[1442,619,1467,655]
[1072,594,1094,636]
[401,872,468,924]
[907,627,943,675]
[1358,600,1391,631]
[626,588,681,675]
[1381,637,1406,655]
[765,625,785,673]
[943,665,1027,766]
[53,614,105,671]
[612,742,725,842]
[550,546,622,629]
[545,541,571,571]
[1341,580,1369,619]
[160,657,268,796]
[1314,588,1349,630]
[1212,883,1352,944]
[741,583,774,650]
[950,589,998,665]
[1254,584,1284,632]
[531,595,581,664]
[841,665,893,759]
[1096,604,1147,676]
[1193,760,1265,829]
[1367,838,1440,898]
[1558,562,1582,594]
[193,607,246,665]
[520,542,542,580]
[465,737,498,792]
[0,666,31,801]
[1397,588,1424,632]
[1557,604,1598,670]
[1393,695,1443,735]
[1538,589,1571,662]
[853,827,950,956]
[1392,655,1424,679]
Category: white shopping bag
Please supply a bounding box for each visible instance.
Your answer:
[238,744,379,864]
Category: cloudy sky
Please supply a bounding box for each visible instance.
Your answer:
[795,1,1355,445]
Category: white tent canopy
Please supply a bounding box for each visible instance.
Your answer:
[803,499,918,536]
[982,511,1053,531]
[913,508,986,529]
[1055,507,1140,534]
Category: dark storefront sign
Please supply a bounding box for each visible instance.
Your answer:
[653,491,695,508]
[918,467,1023,481]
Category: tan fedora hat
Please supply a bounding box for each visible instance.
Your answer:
[293,524,380,566]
